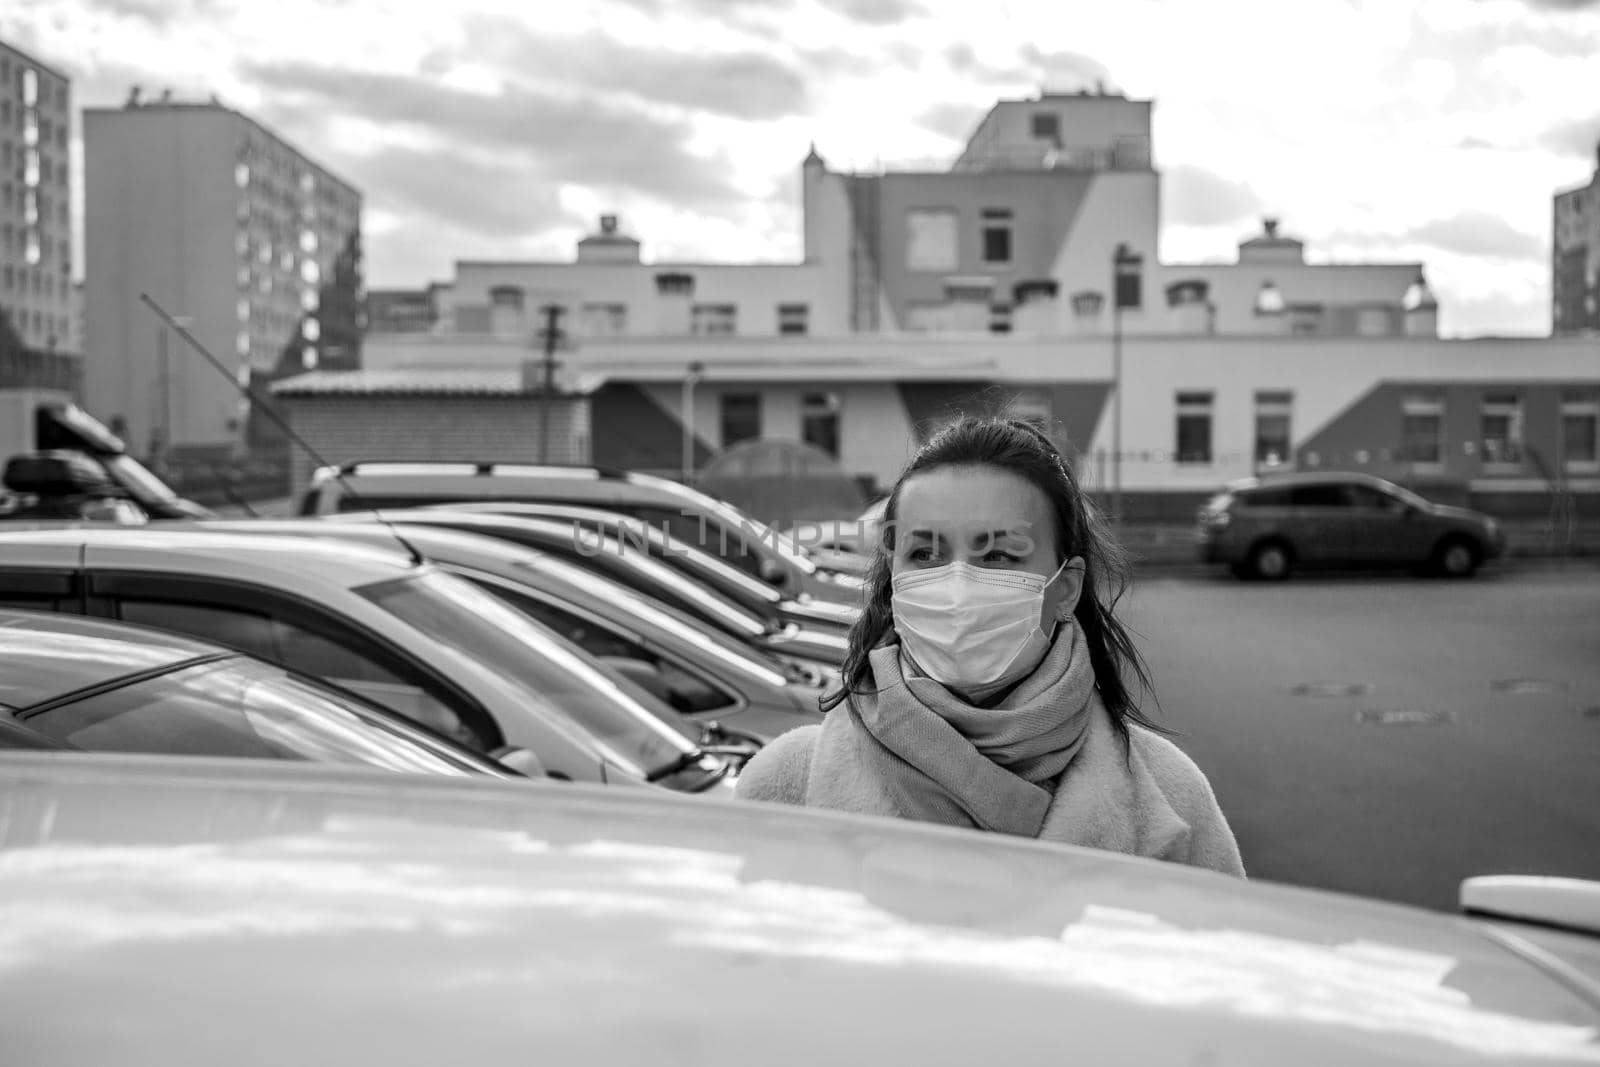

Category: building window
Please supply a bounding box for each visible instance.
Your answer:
[691,303,737,336]
[1175,392,1214,465]
[801,392,840,458]
[1561,393,1598,473]
[1479,392,1523,468]
[1401,394,1444,467]
[21,69,37,108]
[488,285,524,311]
[1254,391,1292,469]
[906,208,958,272]
[981,208,1013,265]
[777,303,809,336]
[1030,112,1060,142]
[989,304,1012,333]
[719,393,761,446]
[581,302,627,337]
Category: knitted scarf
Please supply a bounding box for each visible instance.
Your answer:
[804,620,1095,837]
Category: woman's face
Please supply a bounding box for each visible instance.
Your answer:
[891,463,1085,626]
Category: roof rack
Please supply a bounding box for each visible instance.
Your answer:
[332,459,634,480]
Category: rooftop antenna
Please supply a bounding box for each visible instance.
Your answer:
[139,292,427,566]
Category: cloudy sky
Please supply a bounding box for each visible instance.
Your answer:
[5,0,1599,336]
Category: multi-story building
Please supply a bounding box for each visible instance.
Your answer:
[84,94,362,459]
[0,40,74,355]
[1554,140,1600,337]
[306,89,1591,515]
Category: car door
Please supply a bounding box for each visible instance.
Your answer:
[1342,484,1427,565]
[1285,483,1361,564]
[85,570,504,755]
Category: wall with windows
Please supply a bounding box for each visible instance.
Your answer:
[84,102,361,457]
[0,42,74,356]
[441,242,845,341]
[1554,161,1600,336]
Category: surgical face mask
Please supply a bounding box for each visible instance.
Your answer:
[891,559,1070,694]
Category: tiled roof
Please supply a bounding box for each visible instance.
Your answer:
[269,369,527,397]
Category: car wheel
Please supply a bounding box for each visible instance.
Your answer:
[1247,541,1293,581]
[1432,537,1480,578]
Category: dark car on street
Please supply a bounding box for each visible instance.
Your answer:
[1196,471,1506,580]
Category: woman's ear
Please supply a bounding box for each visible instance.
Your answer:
[1052,557,1087,619]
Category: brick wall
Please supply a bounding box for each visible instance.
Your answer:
[280,394,591,495]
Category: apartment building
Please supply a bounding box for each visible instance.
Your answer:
[84,94,362,458]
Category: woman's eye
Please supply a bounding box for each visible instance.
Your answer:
[983,551,1021,564]
[907,546,941,564]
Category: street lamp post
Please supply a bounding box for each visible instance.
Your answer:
[682,360,705,484]
[1111,243,1143,524]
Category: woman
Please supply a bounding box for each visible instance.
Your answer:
[736,416,1244,877]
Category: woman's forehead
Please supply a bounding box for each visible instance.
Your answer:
[897,465,1053,527]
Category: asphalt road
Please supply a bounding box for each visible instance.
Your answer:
[1123,560,1600,913]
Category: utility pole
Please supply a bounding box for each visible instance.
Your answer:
[536,304,564,464]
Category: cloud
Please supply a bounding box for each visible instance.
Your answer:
[1540,116,1600,159]
[819,0,924,24]
[1019,46,1113,92]
[1516,0,1600,8]
[339,147,570,239]
[457,19,811,121]
[1328,212,1546,263]
[1409,212,1546,260]
[1162,166,1263,227]
[919,101,986,142]
[243,63,742,210]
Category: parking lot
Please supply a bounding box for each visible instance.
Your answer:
[1126,561,1600,910]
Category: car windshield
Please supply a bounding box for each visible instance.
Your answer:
[354,570,699,778]
[24,656,487,776]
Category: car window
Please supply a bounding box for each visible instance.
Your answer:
[115,598,492,752]
[1237,487,1291,508]
[355,571,702,777]
[1346,485,1404,511]
[25,657,482,775]
[1288,484,1352,508]
[477,580,739,715]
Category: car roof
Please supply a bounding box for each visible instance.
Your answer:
[3,751,1594,1065]
[0,527,427,589]
[0,609,223,710]
[1227,470,1400,493]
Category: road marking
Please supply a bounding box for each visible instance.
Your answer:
[1356,708,1455,727]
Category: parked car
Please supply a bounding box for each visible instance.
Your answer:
[402,501,857,630]
[0,528,734,792]
[195,518,827,743]
[0,451,149,525]
[294,460,864,601]
[322,508,850,672]
[0,609,517,776]
[1196,472,1507,580]
[2,401,214,519]
[3,750,1598,1064]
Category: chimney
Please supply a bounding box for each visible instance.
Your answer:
[577,214,641,264]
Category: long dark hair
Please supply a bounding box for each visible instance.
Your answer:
[822,415,1164,742]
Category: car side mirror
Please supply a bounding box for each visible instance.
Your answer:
[760,558,787,586]
[491,746,547,778]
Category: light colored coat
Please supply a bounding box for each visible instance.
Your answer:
[737,698,1247,879]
